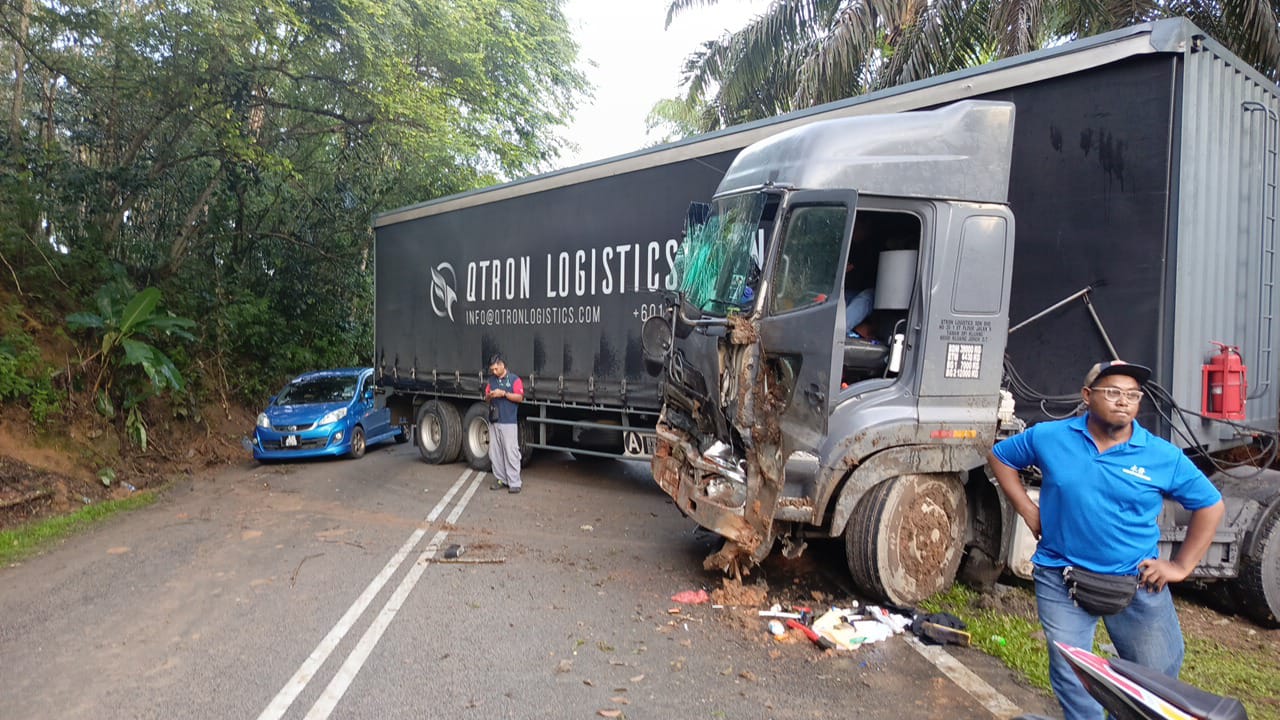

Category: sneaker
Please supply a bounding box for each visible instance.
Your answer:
[489,480,507,491]
[508,486,522,494]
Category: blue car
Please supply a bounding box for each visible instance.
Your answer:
[252,368,405,461]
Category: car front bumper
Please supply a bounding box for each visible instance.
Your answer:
[252,423,351,460]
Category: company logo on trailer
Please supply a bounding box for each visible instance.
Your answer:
[431,263,457,322]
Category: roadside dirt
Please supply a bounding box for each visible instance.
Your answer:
[0,398,254,532]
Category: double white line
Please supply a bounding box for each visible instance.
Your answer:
[258,469,484,720]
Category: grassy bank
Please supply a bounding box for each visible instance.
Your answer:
[0,491,159,566]
[923,583,1280,720]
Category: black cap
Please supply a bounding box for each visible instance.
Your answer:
[1083,360,1151,387]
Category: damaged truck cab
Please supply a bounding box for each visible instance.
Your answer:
[648,101,1019,604]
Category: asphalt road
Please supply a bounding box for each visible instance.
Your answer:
[0,443,1060,719]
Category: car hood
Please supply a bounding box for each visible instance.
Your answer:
[263,401,350,425]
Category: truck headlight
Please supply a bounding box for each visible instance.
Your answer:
[318,407,348,426]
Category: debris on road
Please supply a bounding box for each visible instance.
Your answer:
[910,612,970,646]
[670,589,709,604]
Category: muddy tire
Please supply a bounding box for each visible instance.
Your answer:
[1236,505,1280,628]
[416,400,461,464]
[347,426,366,460]
[461,402,493,471]
[845,473,968,605]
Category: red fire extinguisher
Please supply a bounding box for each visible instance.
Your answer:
[1201,341,1247,420]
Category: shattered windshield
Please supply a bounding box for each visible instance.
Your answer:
[276,376,358,405]
[675,192,767,315]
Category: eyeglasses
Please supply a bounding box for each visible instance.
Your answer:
[1089,386,1144,403]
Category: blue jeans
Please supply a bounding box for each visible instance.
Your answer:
[1032,564,1185,720]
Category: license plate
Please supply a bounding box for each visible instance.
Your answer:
[623,431,657,457]
[284,435,298,447]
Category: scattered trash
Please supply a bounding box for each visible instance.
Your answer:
[786,619,836,650]
[555,659,573,673]
[910,612,970,646]
[597,710,622,718]
[990,635,1007,647]
[812,609,871,650]
[767,620,786,637]
[867,605,912,634]
[121,482,137,492]
[670,589,709,604]
[757,609,804,620]
[580,524,594,532]
[666,607,681,614]
[443,544,464,559]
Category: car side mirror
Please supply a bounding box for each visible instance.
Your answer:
[364,390,374,401]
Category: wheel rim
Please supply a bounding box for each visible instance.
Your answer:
[467,417,489,456]
[352,429,365,455]
[419,414,441,452]
[873,473,967,604]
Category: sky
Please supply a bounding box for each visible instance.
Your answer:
[555,0,773,170]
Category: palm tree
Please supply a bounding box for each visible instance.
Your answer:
[664,0,1280,132]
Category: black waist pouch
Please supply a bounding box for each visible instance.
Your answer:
[1063,566,1138,616]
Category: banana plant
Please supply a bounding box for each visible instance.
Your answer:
[66,285,196,446]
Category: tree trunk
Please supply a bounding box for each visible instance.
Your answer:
[7,0,30,151]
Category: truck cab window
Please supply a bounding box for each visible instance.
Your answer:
[768,205,847,314]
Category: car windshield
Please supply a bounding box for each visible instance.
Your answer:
[276,377,358,405]
[675,191,768,315]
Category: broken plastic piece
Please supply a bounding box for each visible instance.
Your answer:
[443,544,464,559]
[671,589,710,604]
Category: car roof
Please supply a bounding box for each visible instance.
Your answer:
[289,367,371,383]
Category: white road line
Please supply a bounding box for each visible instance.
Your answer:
[907,637,1025,719]
[257,470,475,720]
[303,472,485,720]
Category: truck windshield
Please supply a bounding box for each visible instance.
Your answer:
[676,192,767,314]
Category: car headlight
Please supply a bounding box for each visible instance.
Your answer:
[257,413,271,428]
[317,407,348,426]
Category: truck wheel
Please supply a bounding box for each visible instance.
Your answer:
[461,403,493,471]
[416,400,461,464]
[1237,506,1280,628]
[844,473,968,605]
[519,418,535,466]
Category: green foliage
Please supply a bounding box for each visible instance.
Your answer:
[1182,636,1280,720]
[67,284,194,447]
[668,0,1280,134]
[0,0,586,407]
[0,307,62,425]
[0,490,158,566]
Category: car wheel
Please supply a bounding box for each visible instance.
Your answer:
[394,424,409,444]
[416,400,462,464]
[347,425,366,459]
[461,403,492,471]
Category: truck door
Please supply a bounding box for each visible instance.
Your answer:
[757,191,857,452]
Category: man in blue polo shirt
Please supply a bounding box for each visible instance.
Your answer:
[988,360,1224,720]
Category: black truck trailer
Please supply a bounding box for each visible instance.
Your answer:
[374,19,1280,623]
